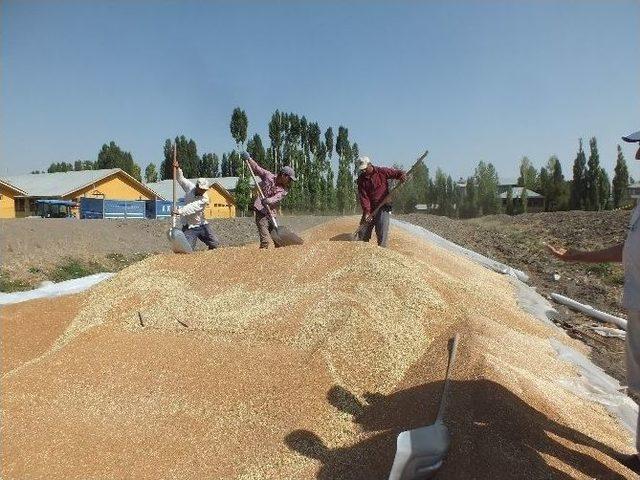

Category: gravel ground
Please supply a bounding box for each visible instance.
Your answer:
[2,218,635,479]
[0,215,334,284]
[396,210,632,393]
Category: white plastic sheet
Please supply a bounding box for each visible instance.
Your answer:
[550,339,637,433]
[0,273,115,305]
[392,219,530,283]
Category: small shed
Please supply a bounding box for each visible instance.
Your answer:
[4,169,162,218]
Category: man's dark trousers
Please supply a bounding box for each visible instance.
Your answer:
[182,224,220,250]
[360,205,391,247]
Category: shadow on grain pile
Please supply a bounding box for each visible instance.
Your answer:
[1,219,636,479]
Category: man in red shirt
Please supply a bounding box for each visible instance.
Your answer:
[356,155,406,247]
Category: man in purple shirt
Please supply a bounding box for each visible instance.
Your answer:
[241,152,296,248]
[357,155,406,247]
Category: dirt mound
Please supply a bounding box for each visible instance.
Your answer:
[1,218,636,479]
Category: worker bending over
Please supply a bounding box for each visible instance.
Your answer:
[172,158,220,250]
[547,129,640,474]
[356,155,406,247]
[241,152,296,248]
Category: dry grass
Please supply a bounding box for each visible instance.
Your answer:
[1,217,636,479]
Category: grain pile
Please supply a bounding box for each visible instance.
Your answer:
[1,217,636,479]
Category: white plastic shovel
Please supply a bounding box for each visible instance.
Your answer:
[168,143,193,254]
[388,334,459,480]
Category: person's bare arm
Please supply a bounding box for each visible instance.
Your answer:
[546,243,624,263]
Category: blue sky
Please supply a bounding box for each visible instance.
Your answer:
[1,0,639,181]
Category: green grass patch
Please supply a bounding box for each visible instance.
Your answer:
[0,271,32,293]
[47,257,107,283]
[105,252,150,270]
[586,263,625,286]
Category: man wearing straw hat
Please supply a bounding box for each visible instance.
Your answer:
[547,130,640,474]
[172,158,220,250]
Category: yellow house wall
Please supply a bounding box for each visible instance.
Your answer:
[204,187,236,219]
[0,185,17,218]
[65,173,154,202]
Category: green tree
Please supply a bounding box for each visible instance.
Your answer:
[335,126,355,213]
[546,155,566,211]
[200,153,219,177]
[229,151,241,177]
[460,177,478,218]
[505,187,514,215]
[598,169,611,210]
[268,110,283,172]
[307,122,321,155]
[570,139,587,210]
[247,134,266,166]
[160,136,200,180]
[221,153,230,176]
[520,187,528,214]
[234,170,252,216]
[145,163,158,183]
[538,167,550,210]
[586,137,601,210]
[325,127,334,160]
[230,108,248,150]
[517,156,537,190]
[47,162,74,173]
[612,145,629,208]
[433,168,448,216]
[351,142,360,176]
[475,161,500,215]
[326,164,337,212]
[96,141,141,180]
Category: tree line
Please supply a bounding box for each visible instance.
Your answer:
[35,114,634,218]
[155,108,360,215]
[35,142,142,181]
[394,136,634,218]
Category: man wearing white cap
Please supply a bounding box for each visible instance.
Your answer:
[356,155,406,247]
[172,158,220,250]
[547,130,640,474]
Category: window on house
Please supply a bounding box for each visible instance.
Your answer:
[28,199,36,212]
[16,198,25,211]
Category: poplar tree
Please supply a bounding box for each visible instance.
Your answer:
[586,137,601,210]
[268,111,283,171]
[598,169,611,210]
[505,187,514,215]
[612,145,629,208]
[145,163,158,183]
[97,141,141,181]
[160,136,200,179]
[570,139,587,210]
[230,108,248,174]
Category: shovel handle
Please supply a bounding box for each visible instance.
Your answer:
[436,333,459,423]
[172,143,177,228]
